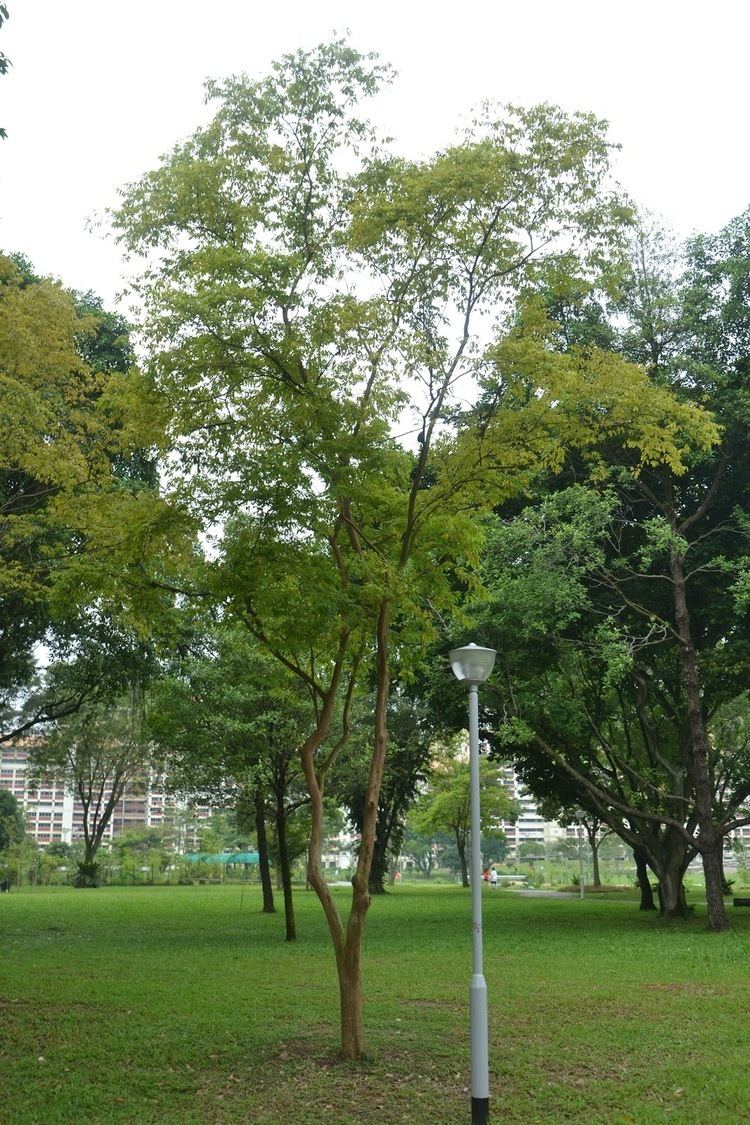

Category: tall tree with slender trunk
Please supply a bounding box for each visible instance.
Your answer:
[113,41,717,1054]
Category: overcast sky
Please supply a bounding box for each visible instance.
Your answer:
[2,1,748,307]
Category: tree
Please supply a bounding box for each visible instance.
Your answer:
[482,830,510,865]
[235,787,275,915]
[474,487,704,918]
[0,254,185,745]
[568,814,610,888]
[110,826,171,883]
[30,697,152,886]
[401,824,444,879]
[412,756,518,887]
[0,788,24,851]
[568,213,750,929]
[331,692,435,893]
[534,792,612,888]
[147,627,312,940]
[112,40,717,1057]
[469,209,750,928]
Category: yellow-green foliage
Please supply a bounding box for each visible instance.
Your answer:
[0,255,190,633]
[481,297,719,480]
[112,44,719,687]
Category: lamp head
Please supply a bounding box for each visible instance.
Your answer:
[449,643,497,684]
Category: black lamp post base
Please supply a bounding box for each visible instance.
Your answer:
[471,1096,489,1123]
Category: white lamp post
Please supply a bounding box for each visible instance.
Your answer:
[449,642,497,1125]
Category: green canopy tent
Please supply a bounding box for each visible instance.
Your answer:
[184,852,259,865]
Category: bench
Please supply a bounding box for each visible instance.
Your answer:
[733,897,750,907]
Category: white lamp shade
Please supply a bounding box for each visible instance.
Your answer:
[449,643,497,684]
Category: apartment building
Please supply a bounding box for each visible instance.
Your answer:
[495,764,566,853]
[0,743,211,848]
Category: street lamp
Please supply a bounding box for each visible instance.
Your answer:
[450,642,497,1125]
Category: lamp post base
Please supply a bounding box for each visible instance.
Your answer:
[471,1096,489,1123]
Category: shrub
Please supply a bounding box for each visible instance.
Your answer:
[72,861,101,888]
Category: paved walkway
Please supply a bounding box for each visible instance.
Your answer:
[510,888,578,898]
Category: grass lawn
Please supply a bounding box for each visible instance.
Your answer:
[2,883,749,1124]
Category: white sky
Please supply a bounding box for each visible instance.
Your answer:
[1,0,748,308]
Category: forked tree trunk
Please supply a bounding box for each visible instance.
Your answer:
[657,865,690,919]
[321,601,392,1059]
[670,549,730,932]
[299,635,369,1059]
[653,830,691,920]
[585,821,609,887]
[338,600,391,1058]
[255,790,275,914]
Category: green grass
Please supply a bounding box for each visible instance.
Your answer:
[2,883,750,1123]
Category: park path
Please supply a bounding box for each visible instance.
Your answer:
[509,888,577,898]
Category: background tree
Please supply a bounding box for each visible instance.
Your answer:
[412,755,518,887]
[474,488,702,917]
[0,788,24,852]
[30,696,152,886]
[400,823,447,879]
[465,212,750,928]
[332,692,435,893]
[110,826,172,883]
[534,787,613,888]
[481,829,510,865]
[147,627,312,940]
[0,252,187,745]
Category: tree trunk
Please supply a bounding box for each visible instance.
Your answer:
[368,828,388,895]
[657,873,690,919]
[338,940,365,1060]
[299,635,367,1059]
[702,837,729,929]
[254,790,275,914]
[590,838,602,888]
[337,599,391,1058]
[634,848,657,911]
[654,832,691,920]
[275,801,296,942]
[456,832,469,888]
[670,549,730,932]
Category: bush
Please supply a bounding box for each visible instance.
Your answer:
[71,861,101,888]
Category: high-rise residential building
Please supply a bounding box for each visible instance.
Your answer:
[495,763,566,853]
[0,743,212,848]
